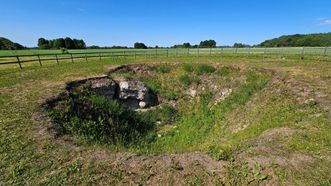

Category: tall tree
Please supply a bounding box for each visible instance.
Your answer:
[134,42,147,49]
[183,43,191,48]
[64,37,75,49]
[53,38,65,49]
[233,43,250,48]
[199,40,217,48]
[73,39,86,49]
[37,37,86,49]
[38,38,50,49]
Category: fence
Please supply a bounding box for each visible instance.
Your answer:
[0,47,329,69]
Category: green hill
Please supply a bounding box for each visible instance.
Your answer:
[0,37,25,50]
[259,33,331,47]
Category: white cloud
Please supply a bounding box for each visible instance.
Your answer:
[321,19,331,25]
[317,18,331,25]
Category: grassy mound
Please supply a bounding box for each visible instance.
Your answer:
[46,64,272,153]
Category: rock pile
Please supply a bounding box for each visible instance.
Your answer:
[88,77,158,110]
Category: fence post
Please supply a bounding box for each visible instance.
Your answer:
[99,53,102,61]
[301,47,305,60]
[210,48,212,55]
[37,55,42,66]
[156,48,158,58]
[187,48,190,56]
[16,56,22,69]
[221,47,223,54]
[70,54,74,63]
[235,48,238,54]
[198,47,200,57]
[55,54,59,65]
[166,49,169,57]
[248,47,251,54]
[322,47,327,61]
[85,53,88,62]
[264,47,267,55]
[176,48,178,57]
[134,51,137,59]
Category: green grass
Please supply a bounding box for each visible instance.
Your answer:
[145,70,271,153]
[179,74,200,86]
[1,54,331,185]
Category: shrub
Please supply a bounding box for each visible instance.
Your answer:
[196,64,216,75]
[61,48,69,54]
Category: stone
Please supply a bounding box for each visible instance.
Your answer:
[118,80,158,109]
[119,80,148,100]
[139,101,147,108]
[88,77,158,110]
[189,89,197,97]
[89,78,117,99]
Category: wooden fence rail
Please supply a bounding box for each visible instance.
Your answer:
[0,47,329,69]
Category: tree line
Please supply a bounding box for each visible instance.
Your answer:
[258,33,331,47]
[171,40,217,48]
[2,32,331,51]
[0,37,25,50]
[38,37,86,49]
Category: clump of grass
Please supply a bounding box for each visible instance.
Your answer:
[139,77,161,94]
[46,86,156,146]
[179,74,199,87]
[143,104,178,125]
[171,159,183,170]
[183,63,194,73]
[196,64,216,75]
[159,64,171,73]
[217,66,237,76]
[162,91,180,100]
[207,145,232,161]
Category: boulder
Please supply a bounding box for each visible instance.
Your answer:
[89,78,117,99]
[118,80,157,109]
[87,77,158,110]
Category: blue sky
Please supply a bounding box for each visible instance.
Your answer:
[1,0,331,47]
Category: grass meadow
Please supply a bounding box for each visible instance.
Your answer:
[1,54,331,185]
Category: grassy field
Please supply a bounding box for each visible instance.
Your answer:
[1,55,331,185]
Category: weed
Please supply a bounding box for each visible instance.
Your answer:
[142,104,178,125]
[217,66,236,76]
[207,145,232,161]
[179,74,199,87]
[196,64,216,75]
[171,159,183,170]
[183,63,194,72]
[159,64,171,73]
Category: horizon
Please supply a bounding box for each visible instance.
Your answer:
[1,0,331,47]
